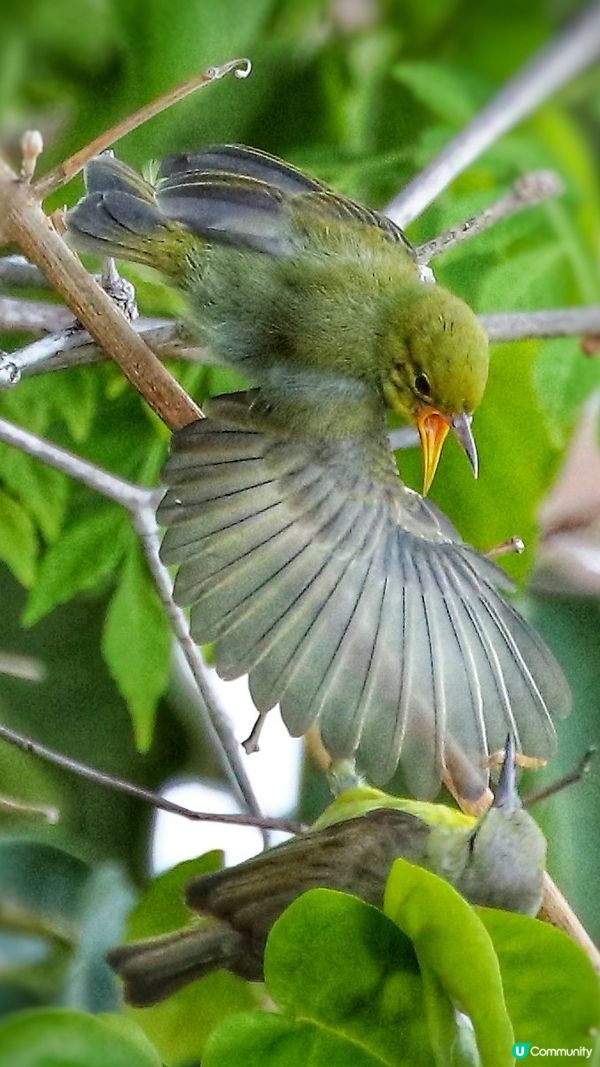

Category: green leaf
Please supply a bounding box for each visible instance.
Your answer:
[384,860,513,1067]
[22,507,127,626]
[126,852,223,941]
[0,491,37,587]
[123,852,259,1065]
[478,909,600,1054]
[0,446,69,544]
[392,62,489,126]
[0,840,89,942]
[102,542,171,751]
[206,888,433,1067]
[0,1008,161,1067]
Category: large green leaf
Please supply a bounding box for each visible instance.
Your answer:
[205,888,434,1067]
[384,860,513,1067]
[0,1008,161,1067]
[478,909,600,1055]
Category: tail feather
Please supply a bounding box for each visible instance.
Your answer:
[66,154,189,269]
[107,922,245,1006]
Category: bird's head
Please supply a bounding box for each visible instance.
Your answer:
[382,285,489,493]
[456,736,546,916]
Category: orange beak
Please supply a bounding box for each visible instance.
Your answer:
[416,407,479,495]
[416,407,449,495]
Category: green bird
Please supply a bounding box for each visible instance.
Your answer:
[67,145,570,799]
[107,738,546,1007]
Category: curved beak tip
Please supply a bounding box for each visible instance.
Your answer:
[451,412,478,479]
[492,734,520,812]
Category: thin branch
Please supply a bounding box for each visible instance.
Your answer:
[415,171,564,264]
[386,3,600,226]
[0,295,73,334]
[0,723,302,834]
[0,790,59,823]
[524,748,596,806]
[132,503,267,828]
[0,416,156,511]
[34,57,252,199]
[481,307,600,342]
[0,651,46,683]
[0,415,265,823]
[0,254,48,288]
[5,301,600,389]
[0,319,208,385]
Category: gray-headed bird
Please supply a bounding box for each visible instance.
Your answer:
[107,738,546,1006]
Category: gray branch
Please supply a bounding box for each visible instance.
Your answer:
[0,416,265,826]
[386,2,600,226]
[0,296,73,334]
[482,307,600,342]
[0,254,48,288]
[415,171,564,264]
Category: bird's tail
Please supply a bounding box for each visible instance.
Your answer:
[107,921,243,1006]
[66,154,194,275]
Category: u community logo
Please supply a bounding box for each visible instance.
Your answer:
[512,1043,593,1059]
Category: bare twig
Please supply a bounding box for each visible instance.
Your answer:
[0,415,157,509]
[415,171,563,264]
[0,651,46,683]
[524,748,596,807]
[0,415,264,823]
[34,57,252,199]
[5,301,600,389]
[0,722,302,834]
[481,307,600,342]
[0,296,73,334]
[485,536,525,560]
[0,254,48,288]
[132,503,268,830]
[0,790,59,823]
[386,3,600,226]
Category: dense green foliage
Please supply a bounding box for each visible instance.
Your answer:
[1,0,599,1063]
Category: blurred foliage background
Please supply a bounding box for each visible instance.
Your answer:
[0,0,599,1062]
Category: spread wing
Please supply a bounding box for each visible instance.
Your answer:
[185,808,428,937]
[159,394,570,799]
[155,143,414,257]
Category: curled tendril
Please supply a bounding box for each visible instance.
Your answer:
[207,57,252,81]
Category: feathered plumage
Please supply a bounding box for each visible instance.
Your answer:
[67,146,571,798]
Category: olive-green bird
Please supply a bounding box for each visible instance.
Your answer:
[107,738,545,1007]
[67,146,570,798]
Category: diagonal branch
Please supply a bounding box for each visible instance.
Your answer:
[34,57,252,200]
[0,416,265,824]
[386,2,600,226]
[0,157,201,429]
[0,722,301,834]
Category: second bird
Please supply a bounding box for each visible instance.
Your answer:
[67,145,571,798]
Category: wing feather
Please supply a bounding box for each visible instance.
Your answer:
[159,394,571,797]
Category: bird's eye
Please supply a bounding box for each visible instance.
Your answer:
[414,373,431,398]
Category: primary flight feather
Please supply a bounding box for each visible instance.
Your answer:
[67,145,571,798]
